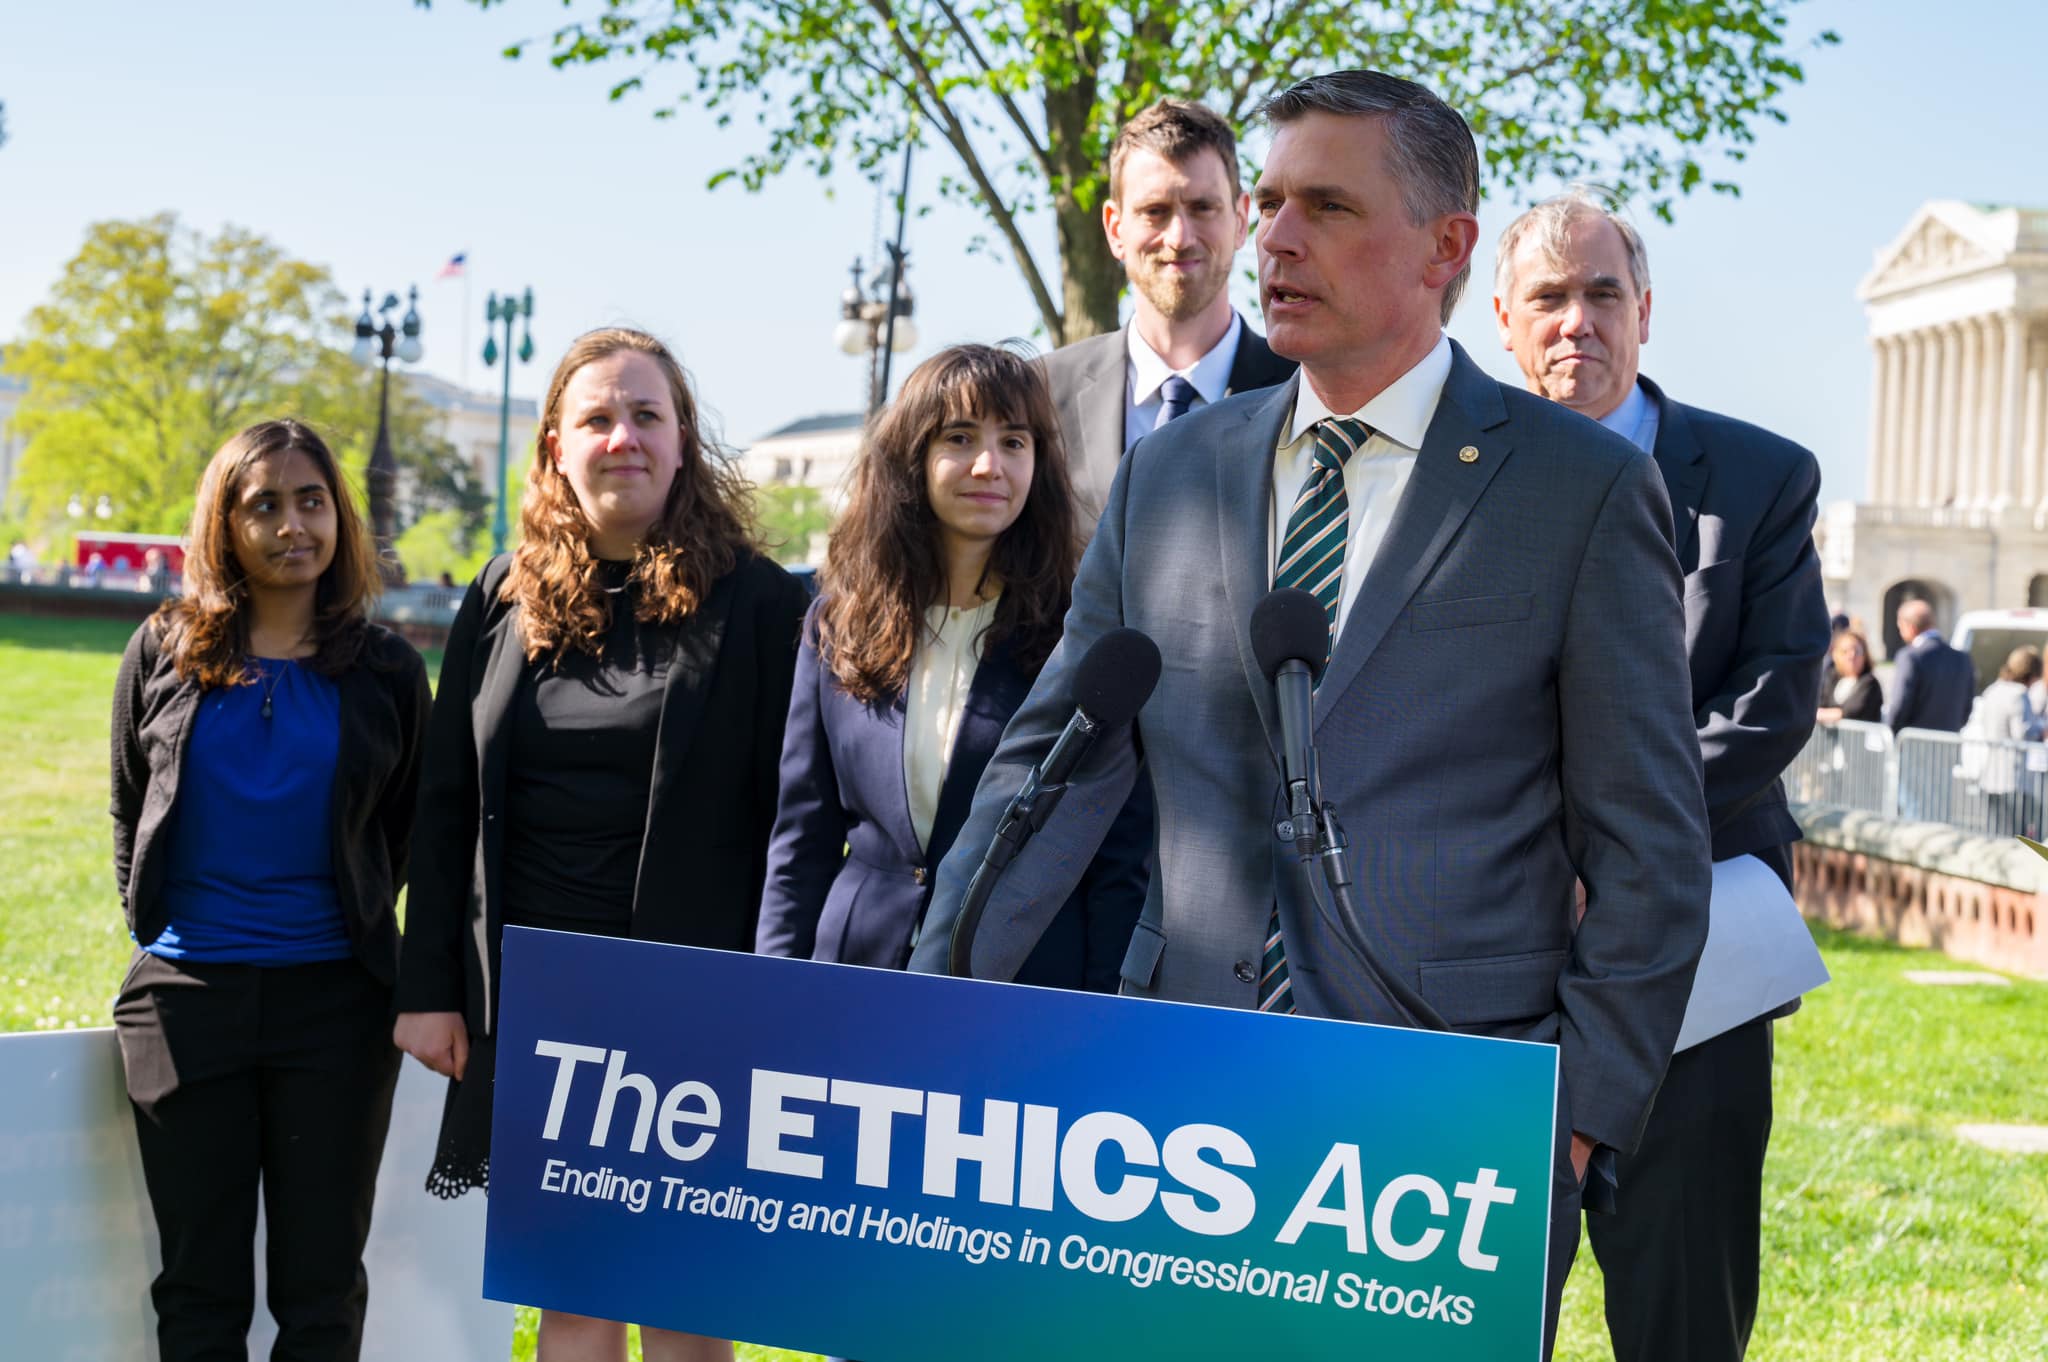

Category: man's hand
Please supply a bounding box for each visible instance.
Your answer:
[394,1011,469,1081]
[1570,1130,1596,1184]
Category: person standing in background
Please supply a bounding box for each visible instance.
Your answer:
[393,327,807,1362]
[1494,187,1828,1362]
[1886,599,1975,734]
[757,343,1147,989]
[1042,99,1296,535]
[110,419,430,1362]
[1817,630,1883,724]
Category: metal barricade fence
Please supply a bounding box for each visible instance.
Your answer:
[1786,720,2048,840]
[1784,719,1896,817]
[1895,727,2048,841]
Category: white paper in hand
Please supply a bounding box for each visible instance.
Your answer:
[1674,853,1830,1052]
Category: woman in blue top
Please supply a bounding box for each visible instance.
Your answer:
[110,419,430,1362]
[757,343,1149,987]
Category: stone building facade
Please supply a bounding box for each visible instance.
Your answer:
[736,412,865,507]
[1823,201,2048,652]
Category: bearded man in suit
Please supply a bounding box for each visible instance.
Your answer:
[1043,98,1296,535]
[913,70,1711,1359]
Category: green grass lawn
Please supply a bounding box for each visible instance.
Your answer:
[3,611,2043,1361]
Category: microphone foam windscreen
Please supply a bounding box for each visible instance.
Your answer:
[1073,627,1163,727]
[1250,588,1330,683]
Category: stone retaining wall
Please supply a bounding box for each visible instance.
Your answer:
[1792,804,2047,978]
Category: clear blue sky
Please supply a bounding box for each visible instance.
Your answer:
[2,1,2043,506]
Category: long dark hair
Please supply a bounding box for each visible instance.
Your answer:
[506,327,759,664]
[155,419,378,689]
[817,343,1078,703]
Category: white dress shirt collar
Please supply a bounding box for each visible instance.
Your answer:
[1284,333,1453,450]
[1127,312,1243,409]
[1596,378,1659,456]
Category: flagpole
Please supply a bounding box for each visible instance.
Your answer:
[461,261,473,395]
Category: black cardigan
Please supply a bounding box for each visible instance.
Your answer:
[393,550,808,1034]
[110,619,432,983]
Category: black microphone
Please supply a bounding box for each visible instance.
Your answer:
[1249,589,1447,1031]
[1250,589,1330,862]
[944,628,1163,976]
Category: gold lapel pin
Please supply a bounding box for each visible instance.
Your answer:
[1458,445,1480,463]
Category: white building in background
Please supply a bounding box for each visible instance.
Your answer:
[1822,200,2048,654]
[737,412,865,504]
[404,371,539,507]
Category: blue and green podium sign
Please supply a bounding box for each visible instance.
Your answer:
[484,927,1559,1359]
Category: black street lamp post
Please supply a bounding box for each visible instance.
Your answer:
[835,140,918,414]
[352,287,423,583]
[483,288,535,556]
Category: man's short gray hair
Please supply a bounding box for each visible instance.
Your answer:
[1257,70,1479,323]
[1494,187,1653,303]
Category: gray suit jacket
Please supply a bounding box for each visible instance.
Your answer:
[1641,376,1829,870]
[911,341,1711,1155]
[1043,317,1296,533]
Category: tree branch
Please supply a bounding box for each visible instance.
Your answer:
[1224,0,1316,123]
[863,0,1065,334]
[930,0,1054,182]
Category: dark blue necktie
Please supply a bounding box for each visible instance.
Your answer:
[1154,375,1198,430]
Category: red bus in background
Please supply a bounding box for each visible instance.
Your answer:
[75,533,185,573]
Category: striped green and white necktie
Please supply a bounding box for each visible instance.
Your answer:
[1258,416,1372,1013]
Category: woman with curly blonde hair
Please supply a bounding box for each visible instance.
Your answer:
[394,327,807,1362]
[110,419,430,1361]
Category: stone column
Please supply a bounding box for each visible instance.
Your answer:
[1869,335,1894,502]
[2000,315,2029,507]
[1921,327,1947,507]
[1981,319,2009,508]
[2025,328,2047,511]
[1977,315,2007,508]
[1885,335,1909,504]
[1956,319,1985,507]
[1897,331,1925,508]
[1937,324,1965,505]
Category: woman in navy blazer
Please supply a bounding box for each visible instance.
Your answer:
[758,344,1147,988]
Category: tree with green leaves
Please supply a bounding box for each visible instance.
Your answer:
[429,0,1834,343]
[2,213,471,568]
[756,481,835,564]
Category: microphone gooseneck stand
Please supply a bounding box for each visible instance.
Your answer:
[943,627,1163,978]
[944,710,1101,977]
[1252,589,1448,1032]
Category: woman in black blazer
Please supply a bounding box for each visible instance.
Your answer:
[110,420,429,1362]
[757,343,1147,988]
[1818,628,1883,723]
[393,328,806,1362]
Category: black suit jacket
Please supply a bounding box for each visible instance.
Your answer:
[1886,630,1976,733]
[1641,376,1830,866]
[1042,315,1296,533]
[111,621,431,984]
[756,597,1147,987]
[1830,673,1884,724]
[394,550,809,1033]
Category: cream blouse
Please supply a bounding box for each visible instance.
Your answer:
[903,596,998,851]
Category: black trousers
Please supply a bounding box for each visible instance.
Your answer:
[114,952,402,1362]
[1586,1016,1775,1362]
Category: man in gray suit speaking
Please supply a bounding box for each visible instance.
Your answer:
[911,70,1711,1356]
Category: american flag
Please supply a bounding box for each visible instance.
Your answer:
[436,251,467,280]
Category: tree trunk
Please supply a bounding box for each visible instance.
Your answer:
[1055,200,1124,344]
[1039,6,1115,346]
